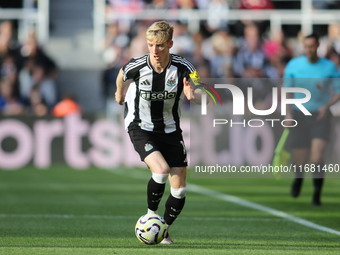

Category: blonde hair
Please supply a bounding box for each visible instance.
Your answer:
[146,21,173,43]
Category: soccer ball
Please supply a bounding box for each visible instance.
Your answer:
[135,214,167,245]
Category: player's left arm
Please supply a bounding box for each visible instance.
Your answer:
[317,65,340,120]
[183,77,206,104]
[115,68,126,105]
[183,69,211,104]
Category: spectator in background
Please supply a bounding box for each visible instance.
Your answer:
[102,22,131,114]
[106,0,145,33]
[327,23,340,55]
[19,30,40,101]
[312,0,338,9]
[0,78,24,115]
[318,23,340,57]
[233,23,276,106]
[319,24,340,69]
[195,0,210,9]
[262,29,292,78]
[0,21,59,117]
[28,85,48,116]
[233,0,274,37]
[102,23,126,73]
[205,0,229,33]
[107,0,145,13]
[325,47,340,70]
[103,22,130,52]
[0,21,21,97]
[145,0,177,9]
[172,22,195,58]
[203,30,234,78]
[31,55,58,109]
[0,21,20,65]
[233,24,267,78]
[18,31,58,110]
[1,52,19,91]
[191,32,211,79]
[239,0,274,9]
[176,0,197,9]
[129,24,148,57]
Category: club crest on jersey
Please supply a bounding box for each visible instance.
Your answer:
[140,90,177,101]
[166,77,177,87]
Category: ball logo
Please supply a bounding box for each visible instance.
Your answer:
[140,90,177,101]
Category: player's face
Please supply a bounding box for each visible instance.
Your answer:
[147,39,173,64]
[303,38,319,60]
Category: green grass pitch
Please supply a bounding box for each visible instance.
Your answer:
[0,166,339,255]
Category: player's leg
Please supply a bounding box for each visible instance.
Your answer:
[289,111,311,198]
[309,111,331,205]
[310,138,328,205]
[144,151,171,214]
[291,148,309,197]
[164,167,187,225]
[160,132,187,244]
[128,130,170,214]
[161,166,186,244]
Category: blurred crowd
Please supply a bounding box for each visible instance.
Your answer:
[0,21,60,116]
[0,20,82,117]
[2,0,340,116]
[102,0,340,109]
[106,0,340,11]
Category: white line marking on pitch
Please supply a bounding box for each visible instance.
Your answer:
[0,214,282,222]
[188,183,340,236]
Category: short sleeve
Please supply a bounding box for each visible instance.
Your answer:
[122,58,135,82]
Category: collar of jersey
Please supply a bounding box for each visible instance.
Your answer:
[146,54,172,72]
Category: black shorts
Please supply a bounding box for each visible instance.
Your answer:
[290,110,332,149]
[128,129,187,167]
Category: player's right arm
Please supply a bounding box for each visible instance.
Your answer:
[317,61,340,120]
[115,68,125,105]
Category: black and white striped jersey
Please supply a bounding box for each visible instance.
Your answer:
[122,53,196,133]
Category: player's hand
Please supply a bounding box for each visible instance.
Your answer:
[317,106,328,120]
[183,77,194,100]
[115,92,125,105]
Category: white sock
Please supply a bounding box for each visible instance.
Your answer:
[147,209,158,215]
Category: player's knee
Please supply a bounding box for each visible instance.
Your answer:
[152,173,169,184]
[171,187,186,199]
[310,156,324,165]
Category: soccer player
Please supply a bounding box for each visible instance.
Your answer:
[115,20,202,244]
[284,33,340,206]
